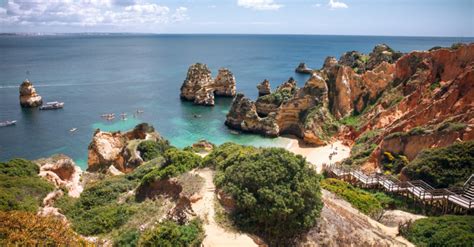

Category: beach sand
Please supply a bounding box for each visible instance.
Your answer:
[284,137,351,173]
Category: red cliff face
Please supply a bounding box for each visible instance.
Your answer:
[351,44,474,171]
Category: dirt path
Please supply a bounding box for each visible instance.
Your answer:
[191,168,258,247]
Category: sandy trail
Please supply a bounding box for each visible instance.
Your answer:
[285,138,350,173]
[191,168,258,247]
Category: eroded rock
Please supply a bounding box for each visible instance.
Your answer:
[180,63,236,106]
[35,154,83,197]
[19,79,42,107]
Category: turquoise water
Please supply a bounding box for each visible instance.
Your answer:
[1,34,473,169]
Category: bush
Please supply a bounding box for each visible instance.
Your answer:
[321,178,382,216]
[258,88,295,106]
[0,211,87,246]
[0,175,54,212]
[202,142,258,169]
[402,141,474,187]
[137,139,171,161]
[113,229,140,247]
[141,149,202,185]
[402,215,474,247]
[56,176,138,235]
[138,219,204,247]
[0,158,54,212]
[382,152,408,174]
[214,146,323,245]
[0,158,39,176]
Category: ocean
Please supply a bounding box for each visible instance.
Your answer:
[1,34,473,169]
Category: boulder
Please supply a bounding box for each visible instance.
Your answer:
[214,68,236,97]
[19,79,42,107]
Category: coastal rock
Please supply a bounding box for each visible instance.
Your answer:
[180,63,237,106]
[35,154,83,198]
[225,93,279,136]
[351,43,474,170]
[214,68,236,97]
[295,62,312,74]
[19,79,42,107]
[256,79,271,96]
[192,140,215,152]
[366,44,403,70]
[87,123,160,173]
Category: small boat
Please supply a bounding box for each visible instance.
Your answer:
[40,101,64,110]
[0,120,16,127]
[193,114,202,118]
[230,130,240,135]
[70,128,77,132]
[136,109,144,114]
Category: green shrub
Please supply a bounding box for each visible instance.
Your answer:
[138,219,204,247]
[321,178,382,216]
[382,152,408,174]
[402,215,474,247]
[339,115,360,128]
[202,142,259,169]
[0,158,39,177]
[257,88,295,106]
[402,141,474,187]
[436,121,466,132]
[137,139,171,161]
[0,174,54,212]
[113,229,140,247]
[141,149,202,185]
[214,147,323,245]
[56,176,138,235]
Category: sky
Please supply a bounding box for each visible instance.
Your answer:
[0,0,473,37]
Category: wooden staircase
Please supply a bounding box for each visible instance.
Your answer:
[324,164,474,212]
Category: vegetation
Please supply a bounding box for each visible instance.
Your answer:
[342,129,380,167]
[402,141,474,188]
[0,158,39,177]
[141,148,202,185]
[435,121,466,132]
[56,175,138,235]
[382,151,409,174]
[202,142,258,169]
[339,115,361,128]
[137,139,171,161]
[0,159,54,212]
[212,144,323,245]
[321,178,382,216]
[401,215,474,247]
[257,87,296,106]
[384,126,430,140]
[137,219,204,247]
[0,211,87,246]
[301,105,339,140]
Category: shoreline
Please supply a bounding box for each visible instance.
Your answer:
[281,136,351,173]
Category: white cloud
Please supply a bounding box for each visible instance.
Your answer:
[313,3,322,8]
[0,0,188,27]
[328,0,348,9]
[237,0,283,11]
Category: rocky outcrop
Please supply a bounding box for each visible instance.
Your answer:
[19,79,42,107]
[225,93,280,136]
[191,140,215,152]
[295,62,312,74]
[256,79,271,96]
[226,73,337,145]
[36,154,83,197]
[180,63,236,106]
[87,123,160,173]
[340,43,474,171]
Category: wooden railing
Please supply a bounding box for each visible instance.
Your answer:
[324,164,474,210]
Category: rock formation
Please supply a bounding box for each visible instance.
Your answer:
[87,123,162,173]
[256,79,271,96]
[295,62,312,74]
[19,79,42,107]
[36,154,83,197]
[225,42,474,160]
[180,63,236,106]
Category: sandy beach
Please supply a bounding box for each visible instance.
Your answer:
[283,137,351,173]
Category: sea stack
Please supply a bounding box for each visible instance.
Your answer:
[19,79,42,107]
[180,63,237,106]
[295,62,312,74]
[257,79,271,96]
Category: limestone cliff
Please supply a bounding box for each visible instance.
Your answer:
[87,123,162,173]
[19,79,42,107]
[180,63,236,106]
[35,154,83,197]
[256,79,271,96]
[226,43,474,165]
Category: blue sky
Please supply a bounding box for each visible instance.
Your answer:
[0,0,473,36]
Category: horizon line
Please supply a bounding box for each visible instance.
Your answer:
[2,32,474,39]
